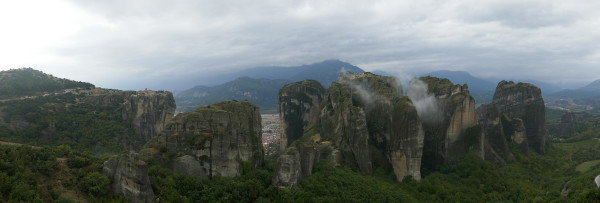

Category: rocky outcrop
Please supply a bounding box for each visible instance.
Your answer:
[278,80,326,151]
[548,111,578,137]
[102,152,155,203]
[418,77,481,171]
[477,81,547,163]
[387,98,425,180]
[84,89,176,142]
[320,82,373,175]
[272,142,340,187]
[477,103,513,164]
[144,100,263,178]
[491,81,547,154]
[273,72,425,186]
[502,116,529,154]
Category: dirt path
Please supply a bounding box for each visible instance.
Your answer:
[0,140,40,149]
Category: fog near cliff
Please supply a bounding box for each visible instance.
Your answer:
[338,70,442,123]
[338,69,376,105]
[406,79,443,124]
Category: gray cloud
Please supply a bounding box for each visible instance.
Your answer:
[1,0,599,90]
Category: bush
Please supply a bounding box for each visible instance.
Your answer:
[81,172,110,197]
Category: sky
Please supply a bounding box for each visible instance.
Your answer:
[1,0,599,90]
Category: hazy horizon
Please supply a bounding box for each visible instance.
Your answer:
[1,0,598,90]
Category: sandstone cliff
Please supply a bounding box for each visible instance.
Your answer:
[144,100,263,178]
[0,88,176,153]
[102,152,155,203]
[476,103,513,164]
[491,81,547,154]
[477,81,547,163]
[278,80,326,151]
[548,111,577,137]
[84,89,176,142]
[418,76,481,171]
[273,72,424,186]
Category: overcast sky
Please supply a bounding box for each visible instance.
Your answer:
[1,0,599,90]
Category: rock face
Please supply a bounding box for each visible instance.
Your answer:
[84,89,176,142]
[122,92,176,141]
[490,81,547,154]
[278,80,326,151]
[418,77,481,171]
[102,152,155,203]
[320,82,374,175]
[273,72,425,186]
[477,81,547,163]
[477,103,513,164]
[548,111,578,137]
[144,100,263,178]
[272,142,340,187]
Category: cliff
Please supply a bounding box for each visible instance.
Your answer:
[491,81,547,154]
[273,72,424,186]
[548,111,577,137]
[418,76,481,171]
[477,81,547,163]
[144,100,263,178]
[278,80,326,151]
[0,88,175,153]
[102,152,155,203]
[84,89,176,142]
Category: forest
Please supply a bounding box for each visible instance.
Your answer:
[1,133,600,202]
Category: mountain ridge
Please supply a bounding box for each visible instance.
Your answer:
[551,79,600,99]
[175,59,365,113]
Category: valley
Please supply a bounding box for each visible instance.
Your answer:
[1,68,600,202]
[261,114,280,155]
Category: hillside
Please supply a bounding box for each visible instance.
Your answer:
[4,70,600,202]
[175,59,366,113]
[0,69,176,154]
[175,77,290,113]
[552,79,600,99]
[217,59,365,87]
[0,68,94,100]
[424,70,496,94]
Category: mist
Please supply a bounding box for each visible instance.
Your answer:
[406,78,442,124]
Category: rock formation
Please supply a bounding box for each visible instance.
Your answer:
[102,152,155,203]
[477,103,513,164]
[278,80,326,151]
[477,81,547,163]
[418,77,481,171]
[489,81,547,154]
[548,111,578,137]
[273,72,425,186]
[144,100,263,178]
[273,75,548,188]
[84,89,176,142]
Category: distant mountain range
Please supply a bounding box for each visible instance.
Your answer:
[220,59,364,87]
[177,60,591,113]
[424,70,496,94]
[175,59,365,113]
[176,77,291,113]
[423,70,563,95]
[551,79,600,99]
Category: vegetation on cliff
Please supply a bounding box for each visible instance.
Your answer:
[0,93,136,153]
[0,69,176,154]
[0,68,94,100]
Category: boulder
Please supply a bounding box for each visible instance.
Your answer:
[102,152,155,203]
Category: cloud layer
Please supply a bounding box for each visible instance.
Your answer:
[1,0,599,90]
